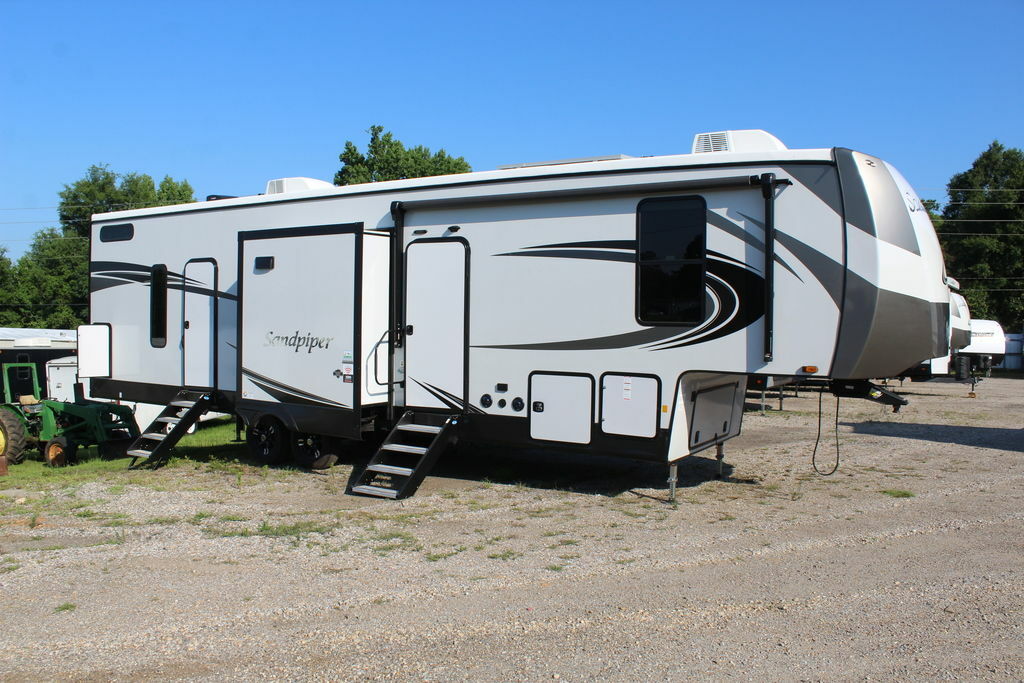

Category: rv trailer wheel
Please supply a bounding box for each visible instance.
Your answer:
[246,416,289,465]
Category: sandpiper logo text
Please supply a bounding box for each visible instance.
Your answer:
[265,330,335,353]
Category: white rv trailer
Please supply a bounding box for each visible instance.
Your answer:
[80,130,950,497]
[957,319,1007,376]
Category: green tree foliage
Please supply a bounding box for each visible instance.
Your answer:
[5,166,195,328]
[58,165,194,238]
[939,141,1024,329]
[9,228,88,329]
[335,125,471,186]
[0,248,21,327]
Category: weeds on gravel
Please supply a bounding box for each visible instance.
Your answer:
[372,530,421,554]
[545,564,565,572]
[880,489,915,498]
[425,546,466,562]
[54,602,76,613]
[487,549,521,561]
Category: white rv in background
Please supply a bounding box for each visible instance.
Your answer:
[956,319,1007,376]
[79,130,950,498]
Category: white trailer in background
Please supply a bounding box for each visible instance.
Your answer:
[955,319,1007,377]
[80,130,950,498]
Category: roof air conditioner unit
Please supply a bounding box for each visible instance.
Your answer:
[692,130,788,154]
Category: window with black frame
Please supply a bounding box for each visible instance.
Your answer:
[150,264,168,347]
[636,196,707,325]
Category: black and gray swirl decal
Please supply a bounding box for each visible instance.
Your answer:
[476,243,765,351]
[496,240,636,263]
[410,379,485,414]
[241,367,349,408]
[90,261,238,300]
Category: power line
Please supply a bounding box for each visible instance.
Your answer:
[937,233,1024,236]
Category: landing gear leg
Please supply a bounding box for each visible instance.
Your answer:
[716,443,725,479]
[667,463,678,503]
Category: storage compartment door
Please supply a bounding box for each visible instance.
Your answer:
[529,373,593,444]
[601,374,659,438]
[689,382,739,448]
[240,232,356,410]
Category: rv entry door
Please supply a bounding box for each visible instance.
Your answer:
[404,239,467,410]
[182,259,217,389]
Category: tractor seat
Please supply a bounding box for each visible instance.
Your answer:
[18,394,40,406]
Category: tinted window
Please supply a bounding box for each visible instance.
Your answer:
[637,196,706,325]
[100,223,134,242]
[150,264,168,347]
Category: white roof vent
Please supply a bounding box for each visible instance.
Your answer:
[265,177,336,195]
[692,129,788,154]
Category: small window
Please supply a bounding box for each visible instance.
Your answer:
[637,196,707,325]
[100,223,134,242]
[150,264,168,347]
[16,353,30,380]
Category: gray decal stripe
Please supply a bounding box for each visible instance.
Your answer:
[473,325,692,351]
[705,211,802,281]
[90,276,130,292]
[90,261,201,285]
[412,379,462,411]
[423,381,485,414]
[496,249,634,263]
[778,164,843,215]
[738,212,842,306]
[89,272,238,301]
[242,368,348,408]
[525,240,636,251]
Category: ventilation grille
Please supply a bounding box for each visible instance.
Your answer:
[693,132,730,154]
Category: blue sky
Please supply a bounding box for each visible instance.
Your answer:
[1,0,1022,259]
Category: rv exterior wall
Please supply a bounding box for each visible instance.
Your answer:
[89,142,949,463]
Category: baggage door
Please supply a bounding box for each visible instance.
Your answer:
[404,239,467,410]
[182,259,217,389]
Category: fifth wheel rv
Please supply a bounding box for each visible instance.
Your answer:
[80,130,950,498]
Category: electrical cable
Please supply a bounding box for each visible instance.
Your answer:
[811,388,840,476]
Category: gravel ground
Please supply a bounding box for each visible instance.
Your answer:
[1,377,1022,680]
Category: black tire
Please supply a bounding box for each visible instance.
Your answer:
[246,415,290,465]
[0,409,28,465]
[43,436,77,467]
[292,434,339,470]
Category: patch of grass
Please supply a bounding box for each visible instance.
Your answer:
[54,602,76,613]
[372,530,420,554]
[545,564,565,572]
[145,516,179,525]
[487,549,521,561]
[106,485,126,495]
[614,558,636,565]
[425,546,466,562]
[257,520,333,538]
[880,489,915,498]
[28,512,40,528]
[547,539,579,549]
[218,514,248,522]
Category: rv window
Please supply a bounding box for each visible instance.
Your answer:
[637,196,706,325]
[150,264,168,347]
[100,223,134,242]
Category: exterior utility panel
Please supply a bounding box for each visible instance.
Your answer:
[83,135,948,466]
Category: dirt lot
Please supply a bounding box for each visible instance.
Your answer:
[1,377,1022,680]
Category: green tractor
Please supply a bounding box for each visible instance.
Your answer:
[0,363,140,467]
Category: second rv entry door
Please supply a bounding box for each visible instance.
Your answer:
[182,259,217,388]
[404,239,467,410]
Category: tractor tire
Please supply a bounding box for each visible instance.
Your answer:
[0,409,28,465]
[43,436,78,467]
[246,415,290,465]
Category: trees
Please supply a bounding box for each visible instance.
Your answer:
[334,125,471,186]
[939,142,1024,329]
[59,165,194,238]
[6,166,195,328]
